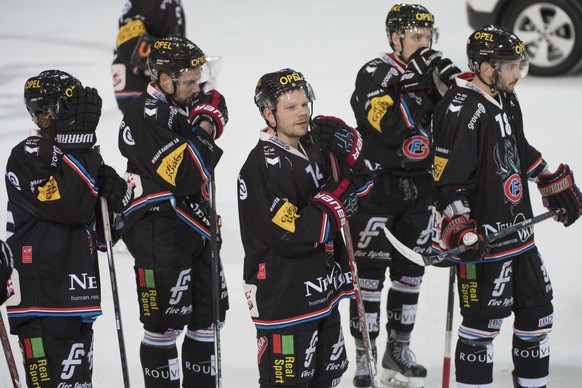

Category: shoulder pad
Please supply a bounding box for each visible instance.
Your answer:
[361,59,400,89]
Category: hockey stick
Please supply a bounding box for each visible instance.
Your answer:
[329,154,378,388]
[208,173,222,388]
[95,147,130,388]
[441,266,455,388]
[384,210,560,266]
[99,196,130,388]
[0,308,22,388]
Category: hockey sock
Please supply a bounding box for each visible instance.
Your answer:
[512,334,549,388]
[455,338,493,385]
[182,328,216,387]
[349,298,381,340]
[140,341,180,388]
[386,285,420,334]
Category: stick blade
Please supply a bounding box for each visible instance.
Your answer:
[383,227,427,266]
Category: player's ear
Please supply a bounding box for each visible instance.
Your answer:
[263,107,277,128]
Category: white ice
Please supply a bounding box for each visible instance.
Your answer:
[1,1,581,387]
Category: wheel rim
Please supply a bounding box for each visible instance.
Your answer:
[512,3,576,68]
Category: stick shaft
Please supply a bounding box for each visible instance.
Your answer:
[441,267,455,388]
[329,154,378,387]
[100,197,130,388]
[0,308,21,388]
[208,174,222,388]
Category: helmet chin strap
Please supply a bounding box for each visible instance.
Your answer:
[477,64,499,94]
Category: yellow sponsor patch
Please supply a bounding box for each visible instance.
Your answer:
[116,19,146,47]
[156,143,187,187]
[433,156,449,182]
[37,176,61,201]
[367,95,394,132]
[271,201,299,233]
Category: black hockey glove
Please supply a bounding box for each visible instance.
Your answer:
[98,164,133,213]
[441,215,488,262]
[312,178,358,230]
[537,163,582,227]
[55,86,102,151]
[0,240,14,305]
[433,58,462,88]
[400,48,443,92]
[311,115,362,167]
[189,89,228,140]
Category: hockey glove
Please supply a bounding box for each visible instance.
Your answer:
[55,86,102,151]
[189,89,228,140]
[311,115,362,167]
[312,178,358,230]
[537,163,582,226]
[98,164,133,213]
[441,215,488,261]
[433,58,462,88]
[400,48,443,92]
[0,240,14,305]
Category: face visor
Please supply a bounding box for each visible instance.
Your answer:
[173,62,212,86]
[398,26,439,48]
[491,54,530,79]
[25,94,62,124]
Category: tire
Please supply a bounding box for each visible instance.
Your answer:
[501,0,582,76]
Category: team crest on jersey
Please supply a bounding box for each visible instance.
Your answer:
[503,173,522,203]
[402,136,429,160]
[494,139,522,204]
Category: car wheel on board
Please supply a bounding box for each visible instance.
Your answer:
[501,0,582,76]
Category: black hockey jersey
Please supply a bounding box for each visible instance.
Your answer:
[238,130,373,329]
[350,53,434,175]
[119,84,222,238]
[432,77,545,260]
[5,135,104,330]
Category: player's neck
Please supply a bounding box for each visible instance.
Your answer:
[471,76,498,98]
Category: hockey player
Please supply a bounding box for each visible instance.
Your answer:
[347,4,463,387]
[238,68,374,387]
[5,70,132,387]
[112,0,186,114]
[118,35,229,387]
[432,25,582,387]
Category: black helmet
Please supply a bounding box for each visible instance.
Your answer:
[254,68,315,112]
[147,36,209,82]
[24,70,81,125]
[467,25,528,73]
[385,3,436,50]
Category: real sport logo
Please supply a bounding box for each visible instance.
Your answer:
[402,136,429,160]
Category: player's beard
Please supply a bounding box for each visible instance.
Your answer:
[496,78,518,93]
[171,95,193,111]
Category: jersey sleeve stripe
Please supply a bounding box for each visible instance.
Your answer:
[62,154,98,197]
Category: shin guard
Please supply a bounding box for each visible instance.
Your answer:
[140,342,180,388]
[512,335,549,388]
[386,282,421,334]
[455,338,494,385]
[182,329,216,387]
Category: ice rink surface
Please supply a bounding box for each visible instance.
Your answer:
[1,1,581,386]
